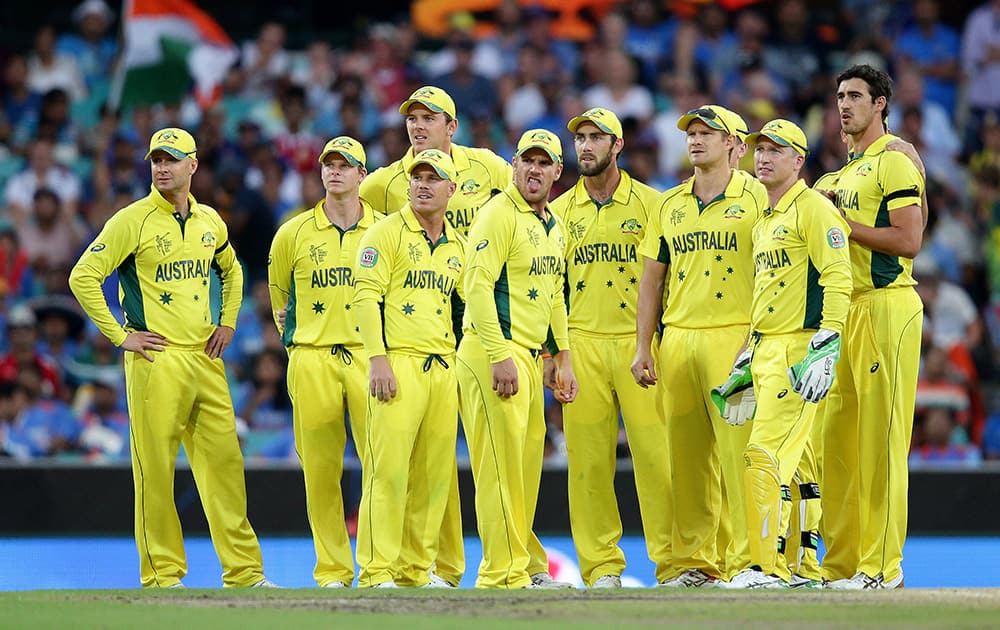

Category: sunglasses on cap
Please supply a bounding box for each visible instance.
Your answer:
[686,108,732,134]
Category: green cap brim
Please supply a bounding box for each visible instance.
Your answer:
[517,145,561,163]
[567,116,615,135]
[400,99,446,115]
[319,149,361,166]
[677,114,727,133]
[145,146,190,160]
[747,132,806,155]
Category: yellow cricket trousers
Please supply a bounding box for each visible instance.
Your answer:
[457,334,547,589]
[287,344,368,587]
[356,352,459,587]
[658,324,751,580]
[565,330,672,586]
[125,346,263,588]
[821,287,922,583]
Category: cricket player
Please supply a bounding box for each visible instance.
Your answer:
[360,85,511,586]
[267,136,382,588]
[353,149,466,588]
[548,108,672,588]
[631,106,768,587]
[820,65,924,590]
[69,128,274,588]
[458,129,578,589]
[713,119,852,589]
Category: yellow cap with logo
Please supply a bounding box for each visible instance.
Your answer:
[676,105,747,140]
[719,106,750,143]
[145,127,197,160]
[399,86,457,119]
[409,149,458,181]
[567,107,623,138]
[516,128,563,163]
[747,119,809,156]
[318,136,367,167]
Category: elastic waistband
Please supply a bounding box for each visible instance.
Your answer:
[852,285,917,301]
[290,343,364,351]
[569,329,633,340]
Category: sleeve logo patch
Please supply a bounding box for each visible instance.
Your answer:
[476,239,489,251]
[90,243,106,252]
[827,228,846,249]
[360,247,379,268]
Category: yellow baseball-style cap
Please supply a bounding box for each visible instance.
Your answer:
[746,119,809,156]
[399,86,457,119]
[676,105,746,140]
[145,127,196,160]
[516,128,563,163]
[318,136,367,167]
[409,148,458,181]
[567,107,623,138]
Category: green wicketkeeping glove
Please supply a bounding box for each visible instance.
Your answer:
[787,329,841,403]
[711,350,755,426]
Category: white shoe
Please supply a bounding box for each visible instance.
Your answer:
[788,574,823,589]
[323,581,348,588]
[826,572,879,590]
[591,575,622,589]
[252,578,281,588]
[422,573,457,588]
[656,569,720,588]
[167,582,185,589]
[530,572,574,589]
[373,581,399,589]
[881,572,904,589]
[720,568,787,590]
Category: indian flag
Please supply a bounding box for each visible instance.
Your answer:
[111,0,237,110]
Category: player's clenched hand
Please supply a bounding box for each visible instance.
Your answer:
[492,357,518,398]
[205,325,235,359]
[552,350,578,403]
[369,355,398,401]
[631,347,657,388]
[120,331,169,362]
[275,308,287,328]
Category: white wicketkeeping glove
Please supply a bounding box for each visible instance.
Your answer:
[788,329,841,404]
[711,350,756,426]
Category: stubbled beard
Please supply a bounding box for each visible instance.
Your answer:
[578,152,612,176]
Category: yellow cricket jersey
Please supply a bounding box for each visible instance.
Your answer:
[463,182,570,363]
[352,204,465,357]
[750,179,853,335]
[832,134,924,293]
[812,169,841,195]
[267,199,384,347]
[639,169,768,328]
[550,170,660,336]
[359,144,512,236]
[69,186,243,347]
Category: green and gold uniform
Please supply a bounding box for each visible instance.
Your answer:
[457,183,569,589]
[69,186,263,588]
[550,171,673,585]
[639,169,768,580]
[267,199,382,587]
[353,205,465,587]
[743,179,852,578]
[821,134,924,584]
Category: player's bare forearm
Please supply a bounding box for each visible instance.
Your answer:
[845,204,922,258]
[205,325,235,359]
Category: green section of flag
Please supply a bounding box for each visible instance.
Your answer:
[117,37,194,108]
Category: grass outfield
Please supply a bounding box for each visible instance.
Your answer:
[3,588,1000,629]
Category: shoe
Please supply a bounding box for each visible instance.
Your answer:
[881,572,904,589]
[789,574,823,589]
[656,569,720,588]
[720,568,787,590]
[530,572,574,589]
[167,582,185,589]
[591,575,622,589]
[323,581,348,588]
[373,581,399,588]
[826,572,879,590]
[252,578,281,588]
[422,573,457,588]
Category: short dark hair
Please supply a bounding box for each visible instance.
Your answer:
[836,64,893,129]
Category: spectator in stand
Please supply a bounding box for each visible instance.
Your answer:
[678,3,738,98]
[77,373,129,462]
[3,137,81,224]
[56,0,117,93]
[914,254,984,368]
[912,345,980,467]
[887,69,961,178]
[0,222,33,302]
[240,21,290,100]
[3,55,41,151]
[582,50,654,125]
[521,5,578,77]
[474,0,524,80]
[763,0,831,115]
[0,304,63,400]
[17,188,87,270]
[26,25,85,102]
[624,0,678,90]
[233,348,293,459]
[434,35,498,125]
[909,407,982,466]
[961,0,1000,155]
[893,0,960,115]
[358,23,411,116]
[34,298,85,374]
[289,40,336,113]
[503,45,557,135]
[1,376,80,459]
[272,84,323,175]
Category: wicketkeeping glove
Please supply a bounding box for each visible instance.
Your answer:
[711,350,756,426]
[787,329,841,403]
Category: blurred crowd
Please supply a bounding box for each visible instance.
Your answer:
[1,0,1000,468]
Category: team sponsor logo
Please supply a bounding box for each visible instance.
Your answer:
[413,87,437,99]
[870,362,880,373]
[777,389,788,399]
[476,239,489,251]
[447,255,462,272]
[531,130,553,143]
[526,227,541,247]
[855,162,872,177]
[309,244,328,265]
[772,225,790,241]
[408,242,423,263]
[723,205,745,219]
[155,130,179,145]
[90,243,106,253]
[460,179,480,196]
[155,234,173,256]
[670,208,686,226]
[620,218,642,235]
[827,227,846,249]
[360,247,379,268]
[201,231,216,249]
